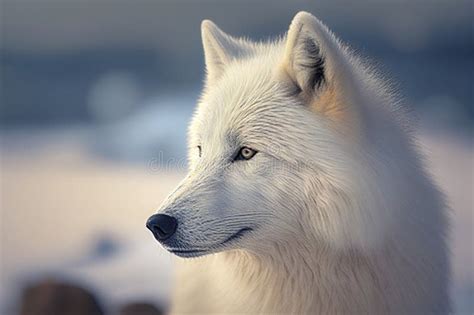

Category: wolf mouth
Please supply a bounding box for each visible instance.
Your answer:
[168,227,253,257]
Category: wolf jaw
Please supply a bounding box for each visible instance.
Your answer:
[167,227,253,258]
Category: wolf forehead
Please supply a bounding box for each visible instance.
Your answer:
[192,53,309,142]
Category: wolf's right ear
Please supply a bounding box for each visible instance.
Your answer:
[282,12,362,126]
[201,20,253,84]
[282,12,349,96]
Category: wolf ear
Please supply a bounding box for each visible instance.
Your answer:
[282,12,347,95]
[282,12,360,125]
[201,20,253,84]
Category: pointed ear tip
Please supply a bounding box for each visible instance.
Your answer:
[291,11,321,28]
[201,19,217,34]
[294,11,314,19]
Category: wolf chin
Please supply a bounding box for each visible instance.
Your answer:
[147,11,450,314]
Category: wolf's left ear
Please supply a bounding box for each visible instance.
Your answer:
[201,20,253,85]
[282,12,348,95]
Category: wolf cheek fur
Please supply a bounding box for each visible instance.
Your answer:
[148,11,450,314]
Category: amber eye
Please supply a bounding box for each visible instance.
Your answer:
[234,147,257,161]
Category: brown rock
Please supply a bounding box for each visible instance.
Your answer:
[117,302,163,315]
[19,279,104,315]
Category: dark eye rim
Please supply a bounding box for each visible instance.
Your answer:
[197,145,202,157]
[234,146,257,161]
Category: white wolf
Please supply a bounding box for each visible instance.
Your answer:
[146,11,450,314]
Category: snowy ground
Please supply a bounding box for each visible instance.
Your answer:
[0,128,472,314]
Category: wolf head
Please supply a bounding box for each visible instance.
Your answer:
[147,12,400,258]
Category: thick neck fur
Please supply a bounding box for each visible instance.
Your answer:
[212,236,385,314]
[190,227,447,314]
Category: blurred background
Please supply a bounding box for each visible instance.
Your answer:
[0,0,472,314]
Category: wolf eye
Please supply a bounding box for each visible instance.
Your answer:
[234,147,257,161]
[197,145,202,157]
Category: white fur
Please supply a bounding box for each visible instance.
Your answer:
[152,12,450,314]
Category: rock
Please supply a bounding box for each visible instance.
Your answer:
[117,302,163,315]
[19,279,104,315]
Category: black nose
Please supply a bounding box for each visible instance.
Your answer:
[146,214,178,241]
